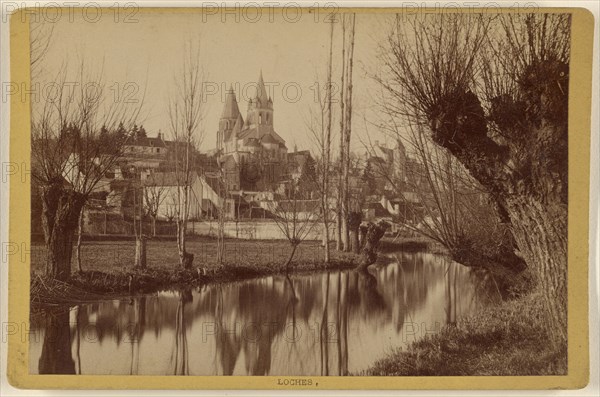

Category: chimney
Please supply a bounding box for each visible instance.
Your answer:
[157,131,162,140]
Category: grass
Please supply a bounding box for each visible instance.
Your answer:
[30,237,359,304]
[364,291,567,376]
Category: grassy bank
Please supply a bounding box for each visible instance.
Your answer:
[30,238,359,305]
[378,235,447,255]
[365,291,567,376]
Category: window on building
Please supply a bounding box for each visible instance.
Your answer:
[259,113,262,124]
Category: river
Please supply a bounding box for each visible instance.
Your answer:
[30,251,495,375]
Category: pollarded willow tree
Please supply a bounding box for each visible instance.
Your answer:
[379,13,570,347]
[269,177,321,271]
[32,65,143,280]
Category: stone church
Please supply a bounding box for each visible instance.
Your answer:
[217,72,288,192]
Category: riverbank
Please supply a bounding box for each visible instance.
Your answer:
[365,291,567,376]
[30,238,363,307]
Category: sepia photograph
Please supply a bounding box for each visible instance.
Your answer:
[6,4,592,387]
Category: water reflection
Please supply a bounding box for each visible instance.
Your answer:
[30,252,493,375]
[38,310,75,374]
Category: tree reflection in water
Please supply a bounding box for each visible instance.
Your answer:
[31,252,491,375]
[38,309,75,374]
[171,290,192,375]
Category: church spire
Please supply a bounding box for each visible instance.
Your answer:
[256,70,269,105]
[221,85,240,119]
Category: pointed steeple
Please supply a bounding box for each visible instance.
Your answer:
[221,85,241,119]
[256,70,269,105]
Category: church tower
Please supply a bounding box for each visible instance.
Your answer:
[245,71,273,130]
[217,85,242,153]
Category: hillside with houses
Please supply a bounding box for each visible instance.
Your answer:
[32,73,429,241]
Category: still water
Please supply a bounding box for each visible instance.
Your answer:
[30,252,494,375]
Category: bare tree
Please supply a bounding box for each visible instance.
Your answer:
[32,63,143,280]
[306,17,335,263]
[168,40,206,269]
[337,13,357,252]
[321,16,335,263]
[30,20,54,80]
[343,14,356,252]
[144,177,168,237]
[380,13,570,347]
[268,178,321,270]
[362,111,518,271]
[336,14,346,252]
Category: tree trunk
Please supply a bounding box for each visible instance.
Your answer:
[359,224,368,249]
[342,14,356,253]
[40,183,86,281]
[180,251,194,269]
[351,229,360,254]
[151,216,157,237]
[75,205,84,272]
[322,17,334,265]
[357,221,389,271]
[134,236,147,269]
[216,213,225,266]
[348,211,362,254]
[341,203,349,251]
[284,243,298,271]
[323,223,330,264]
[177,220,193,269]
[335,209,342,251]
[426,83,569,348]
[507,197,567,347]
[337,15,347,253]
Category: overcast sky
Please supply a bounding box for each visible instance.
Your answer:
[33,9,397,154]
